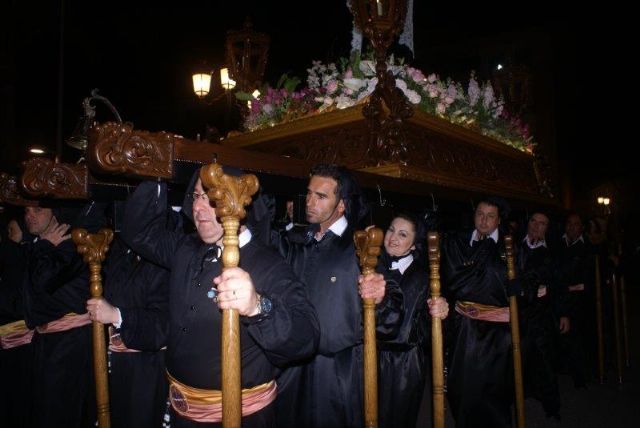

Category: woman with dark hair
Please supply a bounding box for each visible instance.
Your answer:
[376,213,448,428]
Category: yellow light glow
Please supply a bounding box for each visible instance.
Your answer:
[603,198,610,205]
[252,89,261,99]
[192,73,212,98]
[597,197,604,204]
[220,68,236,90]
[29,147,45,154]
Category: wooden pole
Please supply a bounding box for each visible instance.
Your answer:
[354,227,384,428]
[620,274,630,367]
[200,164,259,428]
[504,235,525,428]
[73,228,114,428]
[594,255,605,384]
[427,232,445,428]
[611,272,623,384]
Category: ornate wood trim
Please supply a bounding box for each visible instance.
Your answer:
[0,173,33,206]
[88,122,174,178]
[21,158,88,199]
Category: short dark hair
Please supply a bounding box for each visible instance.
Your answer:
[310,163,344,197]
[309,163,368,224]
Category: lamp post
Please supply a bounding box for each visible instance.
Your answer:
[192,18,269,135]
[597,196,611,215]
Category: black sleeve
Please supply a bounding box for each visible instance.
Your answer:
[120,181,181,269]
[242,255,320,367]
[375,277,404,340]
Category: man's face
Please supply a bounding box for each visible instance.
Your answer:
[24,206,53,236]
[565,214,583,241]
[527,213,549,242]
[474,202,500,236]
[191,179,223,244]
[305,175,345,230]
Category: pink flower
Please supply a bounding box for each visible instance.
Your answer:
[344,68,353,79]
[326,80,338,94]
[436,103,446,114]
[407,67,426,82]
[427,73,438,83]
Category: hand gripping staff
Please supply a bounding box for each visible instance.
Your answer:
[200,163,259,428]
[427,232,445,428]
[354,227,384,428]
[504,235,525,428]
[73,228,114,428]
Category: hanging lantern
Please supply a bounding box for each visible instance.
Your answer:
[192,72,212,98]
[225,17,270,93]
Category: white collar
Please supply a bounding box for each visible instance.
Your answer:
[318,215,348,240]
[390,254,414,275]
[470,228,499,246]
[524,235,547,249]
[563,233,584,246]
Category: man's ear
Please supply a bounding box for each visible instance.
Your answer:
[337,199,346,216]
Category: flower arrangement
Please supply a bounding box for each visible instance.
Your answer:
[238,53,535,153]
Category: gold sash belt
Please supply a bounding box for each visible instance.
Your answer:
[167,371,277,423]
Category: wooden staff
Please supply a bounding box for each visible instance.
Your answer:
[354,227,384,428]
[611,272,623,383]
[621,274,630,367]
[200,163,259,428]
[594,255,605,383]
[504,235,525,428]
[427,232,445,428]
[73,228,114,428]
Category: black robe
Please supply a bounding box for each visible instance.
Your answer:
[442,230,513,428]
[515,239,560,416]
[556,237,595,386]
[22,237,94,428]
[275,225,403,428]
[376,252,430,428]
[0,238,33,428]
[102,237,170,428]
[121,180,320,428]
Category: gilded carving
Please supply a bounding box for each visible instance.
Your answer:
[89,122,174,178]
[21,158,88,199]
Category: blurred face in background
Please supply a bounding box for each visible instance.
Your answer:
[474,202,500,236]
[24,207,53,236]
[565,214,583,242]
[384,216,416,257]
[527,213,549,242]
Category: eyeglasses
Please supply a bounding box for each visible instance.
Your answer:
[190,192,210,202]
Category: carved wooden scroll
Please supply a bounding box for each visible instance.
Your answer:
[354,227,384,428]
[72,228,114,428]
[21,158,88,199]
[0,173,33,206]
[88,122,174,178]
[200,163,259,428]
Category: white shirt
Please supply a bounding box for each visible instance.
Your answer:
[524,235,547,249]
[469,228,499,246]
[316,215,348,241]
[562,233,584,247]
[390,254,414,275]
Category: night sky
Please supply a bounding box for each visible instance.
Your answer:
[3,1,634,211]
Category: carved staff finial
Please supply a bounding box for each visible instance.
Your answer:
[354,226,383,428]
[72,228,114,428]
[200,163,259,428]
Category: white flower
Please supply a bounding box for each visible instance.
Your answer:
[343,78,366,92]
[359,60,376,77]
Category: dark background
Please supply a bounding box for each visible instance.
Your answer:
[1,1,635,220]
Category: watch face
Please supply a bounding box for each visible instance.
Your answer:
[260,296,273,314]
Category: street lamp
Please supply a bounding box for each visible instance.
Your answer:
[192,18,268,101]
[597,195,611,215]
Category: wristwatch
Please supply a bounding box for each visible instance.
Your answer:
[256,294,272,316]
